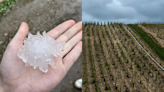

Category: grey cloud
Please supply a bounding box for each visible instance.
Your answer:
[82,0,164,24]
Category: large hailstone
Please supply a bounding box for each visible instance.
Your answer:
[17,31,65,73]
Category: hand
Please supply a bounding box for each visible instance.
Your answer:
[0,20,82,92]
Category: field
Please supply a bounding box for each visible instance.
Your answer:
[82,23,164,92]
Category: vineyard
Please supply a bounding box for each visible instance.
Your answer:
[137,24,164,49]
[140,23,164,40]
[82,22,164,92]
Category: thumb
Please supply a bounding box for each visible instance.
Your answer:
[9,22,29,46]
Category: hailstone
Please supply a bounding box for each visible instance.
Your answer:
[17,31,65,73]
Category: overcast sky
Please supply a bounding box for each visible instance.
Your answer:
[82,0,164,24]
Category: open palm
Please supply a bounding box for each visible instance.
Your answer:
[0,20,82,92]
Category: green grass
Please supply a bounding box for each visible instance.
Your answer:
[128,24,164,61]
[0,0,18,18]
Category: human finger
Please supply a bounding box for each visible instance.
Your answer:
[63,41,82,71]
[47,20,76,39]
[56,21,82,42]
[9,22,29,47]
[61,30,82,58]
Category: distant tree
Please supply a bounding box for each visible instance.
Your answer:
[108,22,110,25]
[93,21,96,25]
[111,22,113,25]
[97,21,99,25]
[104,21,106,26]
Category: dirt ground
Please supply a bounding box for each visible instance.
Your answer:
[0,0,82,92]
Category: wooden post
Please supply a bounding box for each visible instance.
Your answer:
[138,82,139,92]
[131,61,132,69]
[132,75,134,86]
[118,69,119,78]
[140,73,141,84]
[115,77,117,89]
[149,68,151,74]
[147,73,149,92]
[158,70,160,75]
[127,68,129,78]
[135,66,136,76]
[120,68,122,79]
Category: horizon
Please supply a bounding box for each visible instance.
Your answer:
[82,21,164,25]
